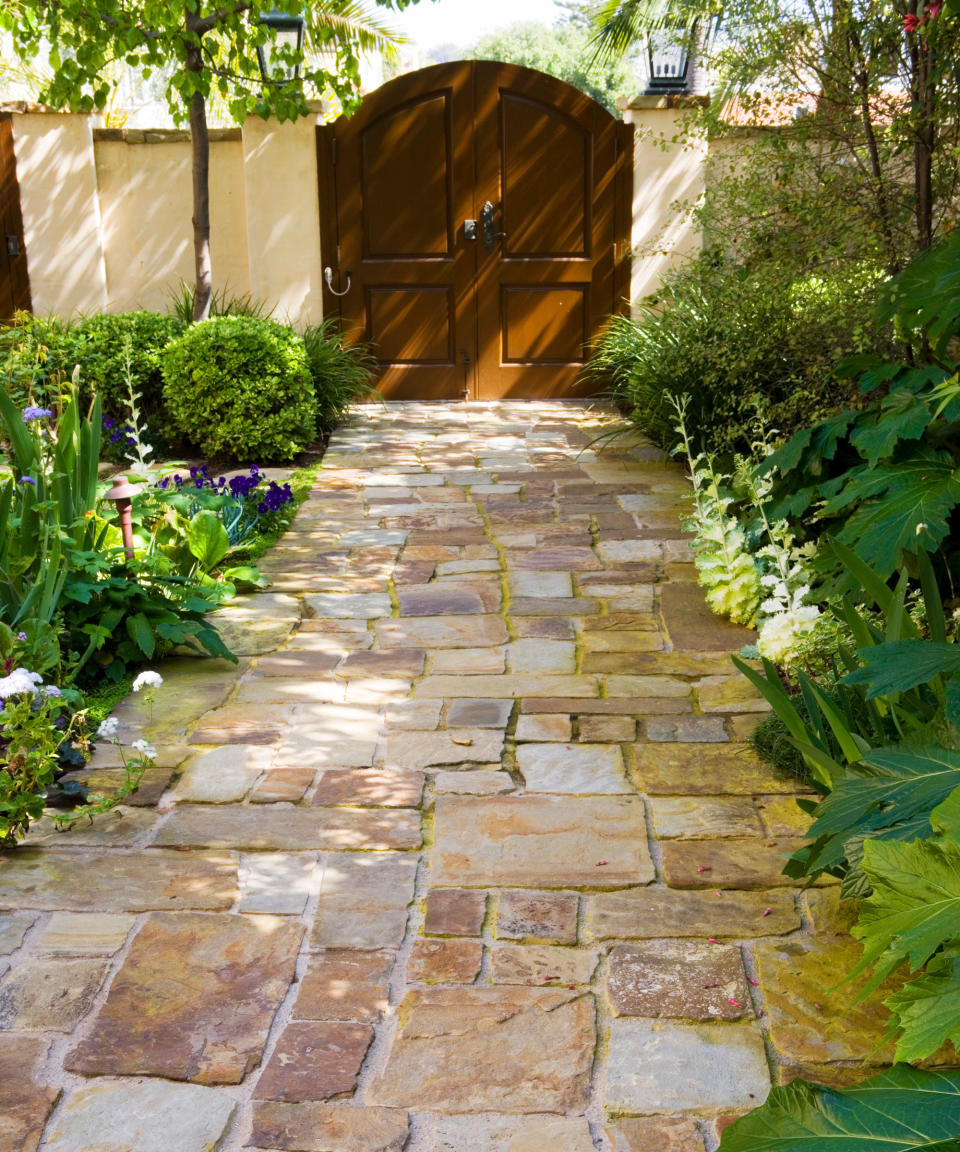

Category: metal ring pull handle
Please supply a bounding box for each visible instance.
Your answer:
[324,266,352,297]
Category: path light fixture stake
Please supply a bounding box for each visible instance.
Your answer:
[105,477,141,560]
[256,9,306,85]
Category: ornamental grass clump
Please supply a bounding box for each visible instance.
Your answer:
[161,316,317,462]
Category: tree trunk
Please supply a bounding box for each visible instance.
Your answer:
[914,38,935,251]
[186,43,212,322]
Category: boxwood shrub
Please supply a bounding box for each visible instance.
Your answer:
[161,315,317,462]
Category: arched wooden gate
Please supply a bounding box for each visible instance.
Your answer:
[317,61,633,400]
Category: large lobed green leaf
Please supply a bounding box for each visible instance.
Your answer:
[718,1065,960,1151]
[844,640,960,699]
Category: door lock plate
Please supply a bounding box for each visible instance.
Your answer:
[463,219,477,241]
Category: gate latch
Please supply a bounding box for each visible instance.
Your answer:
[463,219,477,241]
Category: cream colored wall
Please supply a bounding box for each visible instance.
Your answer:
[621,97,708,308]
[94,133,250,313]
[241,113,325,327]
[11,111,108,317]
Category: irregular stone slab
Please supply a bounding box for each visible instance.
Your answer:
[255,649,342,677]
[661,839,809,888]
[424,889,487,936]
[649,797,764,839]
[0,956,108,1031]
[697,676,771,714]
[758,794,816,837]
[60,765,175,806]
[0,911,36,954]
[409,938,483,983]
[605,675,692,699]
[431,646,507,674]
[209,592,301,655]
[313,769,425,808]
[26,806,157,848]
[255,1021,373,1102]
[249,1102,409,1152]
[274,702,382,767]
[631,744,801,794]
[0,850,237,911]
[155,805,421,851]
[801,887,860,935]
[516,743,629,794]
[384,729,505,770]
[515,714,572,741]
[508,596,598,616]
[377,615,508,649]
[34,912,135,953]
[491,944,598,985]
[369,988,595,1112]
[0,1035,58,1152]
[427,1114,596,1151]
[606,1020,770,1113]
[66,912,302,1084]
[432,795,653,887]
[306,593,392,619]
[250,767,315,804]
[238,853,317,914]
[446,698,513,728]
[608,942,750,1019]
[415,675,599,699]
[659,583,755,651]
[597,539,663,564]
[398,586,486,615]
[172,744,271,803]
[434,770,515,794]
[339,528,409,546]
[644,715,728,742]
[296,950,394,1022]
[579,715,636,742]
[514,616,576,639]
[190,701,294,744]
[508,571,573,598]
[311,853,418,950]
[42,1079,235,1152]
[508,639,576,674]
[582,630,662,653]
[497,890,580,943]
[586,887,799,940]
[384,699,444,730]
[232,676,345,706]
[608,1116,705,1152]
[755,936,897,1063]
[337,650,426,679]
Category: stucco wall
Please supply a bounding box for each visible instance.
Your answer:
[12,111,108,317]
[7,98,706,327]
[94,131,250,314]
[622,96,707,307]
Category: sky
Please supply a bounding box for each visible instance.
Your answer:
[389,0,564,51]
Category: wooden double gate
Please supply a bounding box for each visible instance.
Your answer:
[318,61,633,400]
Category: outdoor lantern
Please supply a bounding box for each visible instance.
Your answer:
[644,25,694,93]
[105,476,141,560]
[256,9,306,85]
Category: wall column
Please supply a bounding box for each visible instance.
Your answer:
[619,95,708,309]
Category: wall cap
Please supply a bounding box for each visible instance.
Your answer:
[93,127,242,143]
[618,93,711,110]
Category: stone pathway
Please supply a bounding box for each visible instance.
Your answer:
[0,402,891,1152]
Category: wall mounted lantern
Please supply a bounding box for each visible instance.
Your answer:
[256,9,306,85]
[644,25,696,94]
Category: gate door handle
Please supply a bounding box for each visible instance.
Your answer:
[324,266,352,297]
[480,201,506,253]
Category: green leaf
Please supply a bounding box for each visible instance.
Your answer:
[885,947,960,1063]
[853,834,960,988]
[187,511,230,572]
[843,639,960,699]
[125,612,156,659]
[850,390,932,463]
[717,1065,960,1151]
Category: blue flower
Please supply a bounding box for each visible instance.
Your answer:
[102,417,115,430]
[109,432,122,442]
[22,406,52,422]
[18,476,35,485]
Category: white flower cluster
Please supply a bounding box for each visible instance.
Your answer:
[0,668,43,700]
[131,739,158,761]
[132,671,163,693]
[97,717,120,741]
[757,578,821,665]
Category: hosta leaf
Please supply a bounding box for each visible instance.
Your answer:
[885,948,960,1063]
[125,612,156,659]
[187,510,230,572]
[843,640,960,698]
[853,833,960,987]
[717,1065,960,1152]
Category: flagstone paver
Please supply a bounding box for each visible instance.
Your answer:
[3,401,901,1150]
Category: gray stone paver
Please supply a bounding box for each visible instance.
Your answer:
[2,402,852,1150]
